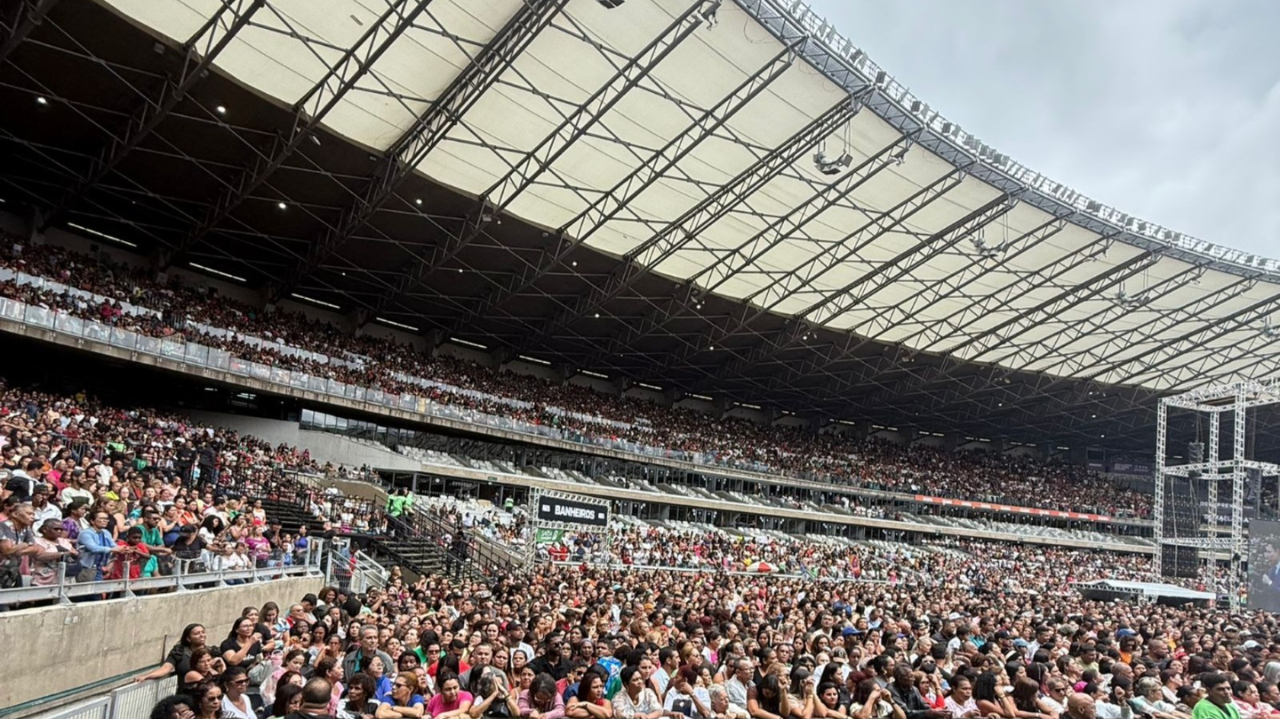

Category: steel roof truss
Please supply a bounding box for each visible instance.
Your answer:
[165,0,436,267]
[0,0,61,64]
[444,41,800,331]
[694,133,916,296]
[527,98,859,354]
[41,0,266,230]
[845,216,1069,342]
[361,1,702,313]
[708,188,1014,386]
[1107,291,1280,387]
[274,0,571,298]
[994,261,1210,374]
[886,247,1155,401]
[796,190,1016,327]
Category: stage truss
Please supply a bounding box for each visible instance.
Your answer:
[526,488,613,565]
[1153,379,1280,611]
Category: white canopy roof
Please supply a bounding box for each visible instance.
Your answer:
[97,0,1280,393]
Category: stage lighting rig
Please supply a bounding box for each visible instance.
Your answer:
[813,148,852,176]
[700,0,721,26]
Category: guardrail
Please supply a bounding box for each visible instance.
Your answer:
[13,674,176,719]
[544,559,892,583]
[349,550,389,593]
[0,543,323,607]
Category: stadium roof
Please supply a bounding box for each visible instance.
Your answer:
[1,0,1278,451]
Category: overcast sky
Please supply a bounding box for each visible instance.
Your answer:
[804,0,1279,259]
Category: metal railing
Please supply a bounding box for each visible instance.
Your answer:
[0,543,323,607]
[0,295,837,481]
[13,675,175,719]
[349,550,389,593]
[543,559,891,583]
[0,288,1152,527]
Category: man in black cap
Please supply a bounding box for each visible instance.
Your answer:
[993,630,1019,663]
[31,484,61,525]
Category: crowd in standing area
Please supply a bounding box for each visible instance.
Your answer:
[0,242,1148,518]
[136,565,1278,719]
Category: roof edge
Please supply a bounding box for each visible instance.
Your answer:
[732,0,1279,282]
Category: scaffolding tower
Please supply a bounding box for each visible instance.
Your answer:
[1153,380,1280,611]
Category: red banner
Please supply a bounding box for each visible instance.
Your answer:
[912,495,1111,522]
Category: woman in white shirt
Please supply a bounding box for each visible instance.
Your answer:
[221,666,260,719]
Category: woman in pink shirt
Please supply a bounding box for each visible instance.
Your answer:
[427,673,473,719]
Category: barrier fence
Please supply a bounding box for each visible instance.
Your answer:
[9,676,176,719]
[0,542,324,607]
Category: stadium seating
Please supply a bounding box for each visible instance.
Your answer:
[0,242,1151,520]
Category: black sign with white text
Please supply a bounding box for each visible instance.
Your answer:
[537,495,609,527]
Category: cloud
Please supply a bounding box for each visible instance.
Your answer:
[805,0,1280,258]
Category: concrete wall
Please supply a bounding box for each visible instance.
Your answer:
[436,342,494,367]
[674,397,716,415]
[0,575,320,708]
[774,415,808,429]
[623,386,666,405]
[724,405,768,424]
[567,374,615,396]
[502,359,561,383]
[185,411,421,472]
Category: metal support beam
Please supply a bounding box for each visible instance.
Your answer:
[1098,289,1280,387]
[41,0,267,230]
[440,40,802,328]
[1051,275,1257,382]
[274,0,573,299]
[798,194,1019,327]
[646,147,963,376]
[1231,386,1246,611]
[884,247,1158,402]
[164,0,438,268]
[354,0,705,308]
[772,213,1073,390]
[0,0,60,65]
[531,97,859,350]
[705,192,1017,386]
[590,131,918,371]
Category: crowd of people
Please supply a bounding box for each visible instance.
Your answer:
[0,381,379,589]
[134,564,1277,719]
[0,241,1151,519]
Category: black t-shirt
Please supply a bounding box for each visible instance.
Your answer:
[219,637,264,667]
[173,536,205,560]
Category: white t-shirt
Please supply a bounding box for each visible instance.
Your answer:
[222,694,257,719]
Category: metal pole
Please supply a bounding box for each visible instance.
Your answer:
[56,558,70,605]
[527,487,541,569]
[1231,386,1247,612]
[1207,412,1221,580]
[1153,399,1167,577]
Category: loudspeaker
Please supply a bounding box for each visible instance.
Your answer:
[1161,545,1199,579]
